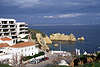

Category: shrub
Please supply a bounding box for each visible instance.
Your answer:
[0,64,11,67]
[22,52,45,61]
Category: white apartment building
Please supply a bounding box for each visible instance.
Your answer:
[16,22,28,38]
[0,18,17,44]
[0,18,29,45]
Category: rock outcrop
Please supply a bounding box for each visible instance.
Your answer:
[50,33,77,42]
[36,33,49,51]
[43,36,52,44]
[78,37,85,41]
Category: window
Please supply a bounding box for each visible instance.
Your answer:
[25,48,27,52]
[29,48,30,51]
[13,40,16,43]
[9,21,14,24]
[32,53,33,55]
[21,49,23,52]
[2,21,7,24]
[32,47,33,50]
[0,51,3,53]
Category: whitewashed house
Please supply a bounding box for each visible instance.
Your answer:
[6,42,39,56]
[0,37,14,46]
[0,42,40,64]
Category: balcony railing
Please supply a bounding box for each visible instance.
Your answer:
[20,26,28,28]
[10,26,16,29]
[3,30,9,32]
[4,34,9,36]
[10,29,15,31]
[0,23,8,25]
[2,26,9,28]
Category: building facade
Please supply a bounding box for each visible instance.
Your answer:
[0,42,39,64]
[16,22,28,38]
[0,18,17,44]
[5,42,39,56]
[0,18,29,45]
[0,37,13,46]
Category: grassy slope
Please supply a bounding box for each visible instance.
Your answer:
[28,29,46,39]
[0,64,11,67]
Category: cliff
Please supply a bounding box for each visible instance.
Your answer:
[50,33,77,42]
[43,36,52,44]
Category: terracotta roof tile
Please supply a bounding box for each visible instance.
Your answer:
[0,43,9,47]
[11,42,36,48]
[0,37,12,41]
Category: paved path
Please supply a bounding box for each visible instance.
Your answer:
[24,54,56,67]
[24,52,72,67]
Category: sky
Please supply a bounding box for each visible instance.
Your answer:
[0,0,100,25]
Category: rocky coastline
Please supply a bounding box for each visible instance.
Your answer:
[49,33,85,42]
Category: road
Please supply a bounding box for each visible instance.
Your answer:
[24,53,56,67]
[24,52,72,67]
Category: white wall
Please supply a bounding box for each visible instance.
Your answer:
[6,45,39,57]
[0,40,14,46]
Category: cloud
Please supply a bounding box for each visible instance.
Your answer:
[1,0,99,8]
[1,0,41,8]
[44,13,85,18]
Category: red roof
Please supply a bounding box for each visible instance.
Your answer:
[0,37,12,41]
[11,42,36,48]
[0,43,9,47]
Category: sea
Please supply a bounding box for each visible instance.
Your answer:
[29,25,100,53]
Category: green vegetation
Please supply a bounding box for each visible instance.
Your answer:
[96,52,100,61]
[76,62,100,67]
[45,62,100,67]
[22,52,45,61]
[22,35,28,39]
[45,53,100,67]
[28,28,46,39]
[0,64,11,67]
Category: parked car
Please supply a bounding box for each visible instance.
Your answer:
[36,59,40,63]
[39,58,43,62]
[30,59,37,64]
[44,57,49,60]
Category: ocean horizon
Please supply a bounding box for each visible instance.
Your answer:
[29,24,100,53]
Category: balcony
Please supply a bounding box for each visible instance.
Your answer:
[0,29,2,32]
[20,29,28,31]
[0,24,8,25]
[11,32,17,36]
[20,26,28,29]
[25,32,29,34]
[12,36,17,39]
[1,21,8,25]
[12,34,17,36]
[0,34,2,37]
[2,25,9,29]
[11,30,16,32]
[4,33,9,36]
[9,21,15,25]
[3,30,9,32]
[19,32,25,34]
[10,26,16,29]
